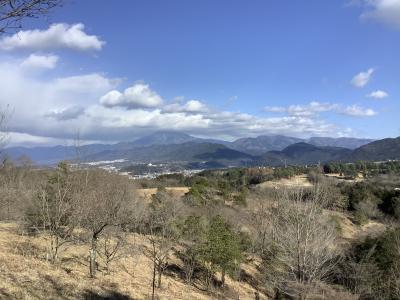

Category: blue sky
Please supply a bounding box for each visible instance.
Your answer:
[0,0,399,146]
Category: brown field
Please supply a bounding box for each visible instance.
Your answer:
[257,175,313,190]
[135,187,189,202]
[0,222,266,300]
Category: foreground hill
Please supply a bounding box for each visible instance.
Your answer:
[0,223,265,300]
[345,137,400,162]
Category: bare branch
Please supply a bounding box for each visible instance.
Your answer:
[0,0,62,34]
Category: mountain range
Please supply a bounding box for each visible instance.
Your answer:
[2,131,398,168]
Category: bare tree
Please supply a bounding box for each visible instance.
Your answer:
[79,169,132,277]
[144,188,181,299]
[0,157,30,220]
[249,196,273,257]
[97,226,128,275]
[0,0,62,34]
[26,162,79,263]
[0,105,10,150]
[263,188,341,299]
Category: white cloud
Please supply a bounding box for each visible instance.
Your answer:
[184,100,208,112]
[264,101,337,116]
[99,90,123,107]
[45,106,85,121]
[0,23,105,51]
[288,102,338,116]
[5,132,72,147]
[265,101,376,118]
[341,105,377,116]
[360,0,400,29]
[263,106,286,113]
[100,82,163,109]
[163,99,209,113]
[5,131,102,147]
[54,73,117,93]
[0,58,119,142]
[20,54,59,69]
[366,89,389,99]
[351,68,374,87]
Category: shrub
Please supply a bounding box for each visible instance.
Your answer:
[354,210,369,225]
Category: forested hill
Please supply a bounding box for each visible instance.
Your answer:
[344,137,400,162]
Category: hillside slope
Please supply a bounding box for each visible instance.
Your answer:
[230,135,303,155]
[258,143,351,166]
[345,137,400,161]
[85,142,254,166]
[0,223,266,300]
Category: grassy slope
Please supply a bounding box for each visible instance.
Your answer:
[0,223,265,300]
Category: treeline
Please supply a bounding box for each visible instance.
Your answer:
[138,165,309,190]
[324,160,400,178]
[340,178,400,224]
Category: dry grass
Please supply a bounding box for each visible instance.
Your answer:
[324,173,365,183]
[328,211,387,242]
[0,222,267,300]
[135,187,189,202]
[257,175,313,190]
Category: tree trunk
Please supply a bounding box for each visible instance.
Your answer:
[152,258,156,300]
[7,198,10,220]
[49,235,59,264]
[90,235,97,277]
[185,260,194,284]
[206,268,212,290]
[221,269,226,287]
[157,265,162,288]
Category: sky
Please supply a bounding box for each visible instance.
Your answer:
[0,0,399,147]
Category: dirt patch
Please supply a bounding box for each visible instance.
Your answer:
[325,173,365,183]
[328,212,387,242]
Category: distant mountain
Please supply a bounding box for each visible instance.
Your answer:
[259,142,351,166]
[230,135,303,155]
[345,137,400,162]
[227,135,372,155]
[1,130,389,168]
[131,131,198,147]
[306,137,374,149]
[129,133,373,152]
[85,142,254,166]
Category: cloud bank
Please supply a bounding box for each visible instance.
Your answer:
[1,56,365,146]
[264,101,376,118]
